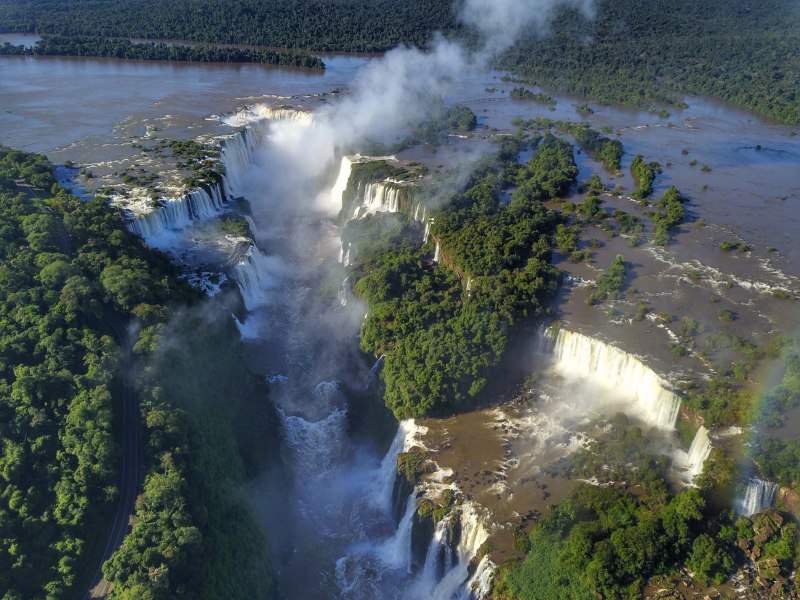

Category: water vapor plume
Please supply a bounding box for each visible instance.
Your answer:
[247,0,597,218]
[461,0,596,57]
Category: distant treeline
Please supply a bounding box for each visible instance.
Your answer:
[500,0,800,124]
[0,0,456,52]
[0,34,325,69]
[0,0,797,122]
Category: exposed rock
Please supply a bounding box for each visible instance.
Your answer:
[756,558,781,580]
[778,487,800,515]
[736,539,750,552]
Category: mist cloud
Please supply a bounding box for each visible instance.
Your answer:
[256,0,596,201]
[239,0,601,236]
[461,0,596,57]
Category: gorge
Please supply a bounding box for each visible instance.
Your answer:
[2,9,799,594]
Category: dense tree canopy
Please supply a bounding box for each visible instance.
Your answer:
[0,34,324,68]
[1,0,796,122]
[0,147,278,599]
[350,135,572,418]
[0,146,189,597]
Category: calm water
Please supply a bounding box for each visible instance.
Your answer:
[0,49,366,155]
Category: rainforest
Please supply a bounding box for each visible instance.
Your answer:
[1,0,799,599]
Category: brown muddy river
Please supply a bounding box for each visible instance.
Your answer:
[3,44,799,598]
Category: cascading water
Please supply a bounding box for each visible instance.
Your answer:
[222,103,315,129]
[736,478,778,517]
[230,243,284,311]
[339,276,351,307]
[467,556,496,600]
[333,419,490,600]
[329,155,420,222]
[351,182,402,219]
[675,426,713,484]
[540,328,682,431]
[331,156,354,210]
[126,104,312,240]
[232,313,259,340]
[209,107,495,598]
[220,124,269,199]
[127,184,228,240]
[407,502,490,600]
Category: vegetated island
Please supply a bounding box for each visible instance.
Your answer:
[0,0,797,123]
[340,120,800,597]
[0,34,325,69]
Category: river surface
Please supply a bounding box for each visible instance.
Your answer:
[2,40,797,260]
[2,48,800,598]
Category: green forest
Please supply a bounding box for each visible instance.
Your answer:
[1,0,798,122]
[0,34,324,69]
[349,133,574,418]
[0,0,455,52]
[500,0,800,123]
[0,147,279,598]
[338,125,800,598]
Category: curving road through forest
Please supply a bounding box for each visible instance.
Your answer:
[84,322,141,599]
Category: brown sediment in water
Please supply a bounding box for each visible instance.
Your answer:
[419,404,577,561]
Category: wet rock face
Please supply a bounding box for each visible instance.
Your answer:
[410,508,435,572]
[391,471,414,525]
[778,487,800,514]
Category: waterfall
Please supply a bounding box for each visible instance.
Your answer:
[412,202,428,223]
[220,122,270,199]
[371,420,428,512]
[128,103,311,240]
[222,103,315,128]
[127,183,228,240]
[363,354,386,391]
[334,419,496,598]
[339,276,351,307]
[347,180,403,220]
[541,328,682,431]
[361,182,401,215]
[370,354,385,376]
[374,497,417,574]
[258,106,315,127]
[736,478,778,517]
[329,154,414,222]
[434,241,441,263]
[675,426,712,484]
[331,156,354,210]
[467,556,496,600]
[408,502,490,600]
[232,313,259,340]
[423,220,431,243]
[229,243,283,311]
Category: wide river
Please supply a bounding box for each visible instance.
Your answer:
[2,40,798,260]
[2,43,800,599]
